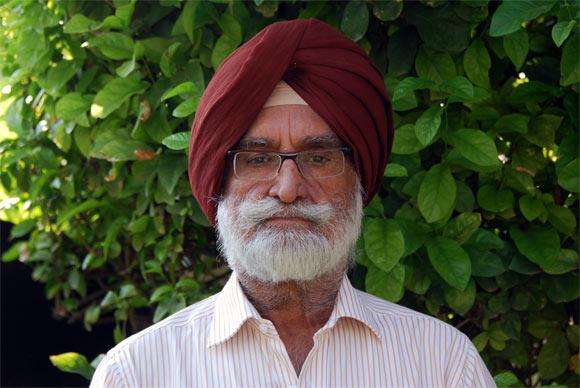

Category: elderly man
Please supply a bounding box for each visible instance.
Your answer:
[91,19,495,387]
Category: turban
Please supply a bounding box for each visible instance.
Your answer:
[188,18,394,225]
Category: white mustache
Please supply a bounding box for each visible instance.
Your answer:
[237,197,335,227]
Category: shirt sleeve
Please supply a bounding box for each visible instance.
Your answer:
[458,341,497,388]
[89,354,128,388]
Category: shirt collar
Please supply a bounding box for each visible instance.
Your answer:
[207,272,261,348]
[207,272,382,348]
[323,274,383,340]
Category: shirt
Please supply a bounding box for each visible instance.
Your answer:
[90,273,496,387]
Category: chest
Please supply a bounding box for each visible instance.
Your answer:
[128,320,448,388]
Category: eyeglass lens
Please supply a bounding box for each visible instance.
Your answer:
[233,149,345,180]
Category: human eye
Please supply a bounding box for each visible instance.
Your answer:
[245,153,274,166]
[305,152,332,165]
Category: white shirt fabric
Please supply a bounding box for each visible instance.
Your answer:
[91,273,496,387]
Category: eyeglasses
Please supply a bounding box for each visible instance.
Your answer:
[227,147,350,181]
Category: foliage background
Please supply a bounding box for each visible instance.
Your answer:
[0,0,578,386]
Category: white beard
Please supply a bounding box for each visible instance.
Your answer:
[215,183,363,283]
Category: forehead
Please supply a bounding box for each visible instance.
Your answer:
[238,105,342,149]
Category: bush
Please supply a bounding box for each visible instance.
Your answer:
[1,0,578,385]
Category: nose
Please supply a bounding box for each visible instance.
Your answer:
[268,159,307,203]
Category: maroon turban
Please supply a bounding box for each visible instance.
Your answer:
[188,18,394,225]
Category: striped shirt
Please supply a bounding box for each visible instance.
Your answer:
[91,273,495,387]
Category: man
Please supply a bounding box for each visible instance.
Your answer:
[91,19,495,387]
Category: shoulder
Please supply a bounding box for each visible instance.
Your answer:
[356,288,472,346]
[103,292,218,360]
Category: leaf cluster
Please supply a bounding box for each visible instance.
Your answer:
[0,0,578,385]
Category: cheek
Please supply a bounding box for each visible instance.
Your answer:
[223,178,267,201]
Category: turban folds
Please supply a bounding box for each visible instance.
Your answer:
[188,19,394,225]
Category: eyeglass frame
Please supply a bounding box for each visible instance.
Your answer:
[226,146,352,181]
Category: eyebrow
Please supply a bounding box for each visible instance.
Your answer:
[237,133,343,149]
[302,133,343,147]
[237,137,270,149]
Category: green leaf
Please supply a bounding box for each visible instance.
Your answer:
[414,106,442,146]
[509,226,560,267]
[489,0,557,37]
[397,218,430,257]
[88,33,135,60]
[114,0,135,28]
[150,284,174,303]
[91,129,153,162]
[518,195,546,221]
[211,34,240,70]
[57,199,105,226]
[509,255,541,276]
[2,241,23,262]
[558,157,580,193]
[560,32,580,86]
[218,13,243,41]
[543,249,579,275]
[161,82,197,101]
[84,305,101,330]
[63,14,101,34]
[494,371,520,388]
[364,219,405,273]
[448,129,499,167]
[418,164,456,223]
[365,262,405,302]
[10,219,37,239]
[470,251,506,277]
[172,96,200,118]
[525,114,561,147]
[503,29,529,70]
[440,76,474,100]
[392,77,435,102]
[493,114,530,133]
[415,48,456,83]
[552,20,576,47]
[426,236,472,290]
[182,0,218,42]
[477,186,513,212]
[43,61,80,95]
[91,78,148,119]
[537,332,570,379]
[473,332,489,352]
[384,163,408,177]
[49,352,94,380]
[16,28,49,70]
[56,93,91,122]
[162,132,191,151]
[406,5,471,53]
[157,154,187,194]
[160,42,182,78]
[547,204,577,235]
[444,278,476,315]
[176,278,200,291]
[545,272,580,303]
[442,212,481,244]
[391,124,426,155]
[341,1,369,42]
[372,0,403,21]
[463,38,491,88]
[68,269,87,297]
[404,256,431,294]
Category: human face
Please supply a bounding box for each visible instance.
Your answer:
[216,105,363,282]
[222,105,358,218]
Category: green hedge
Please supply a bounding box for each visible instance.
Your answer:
[1,0,578,385]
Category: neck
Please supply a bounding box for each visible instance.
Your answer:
[237,267,345,326]
[237,267,346,375]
